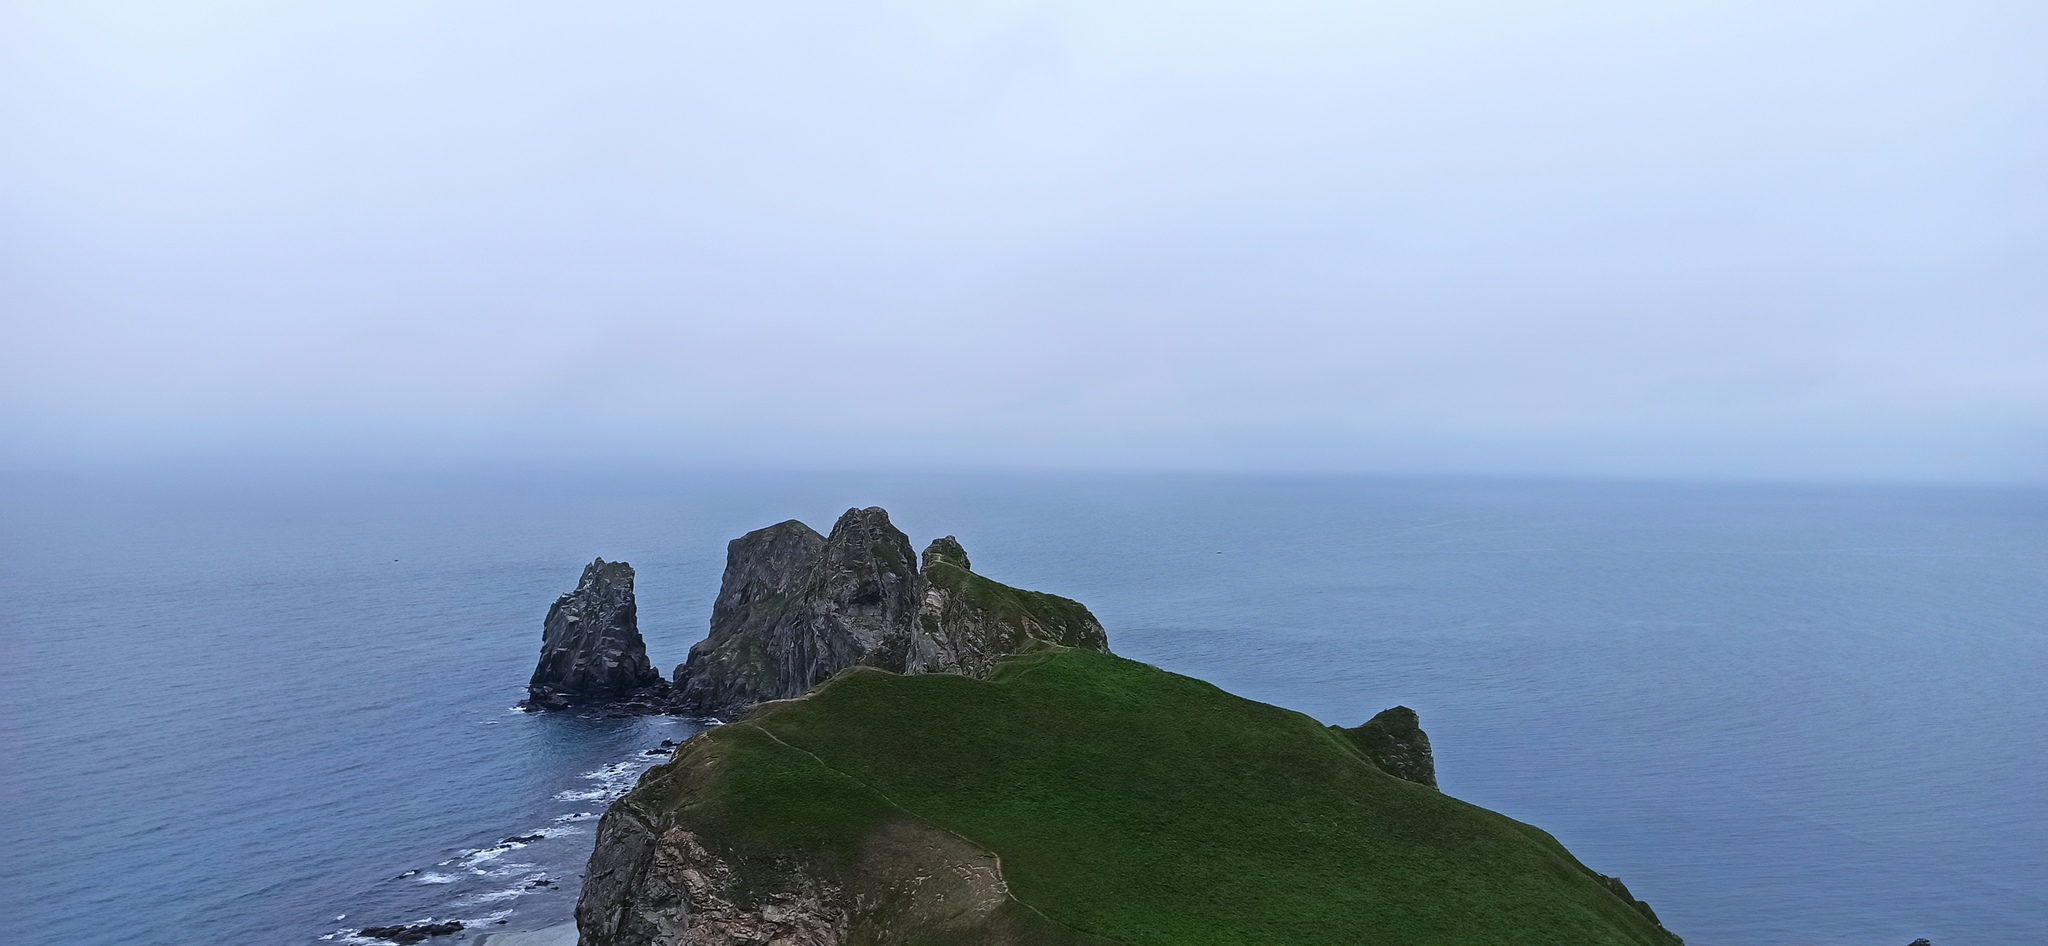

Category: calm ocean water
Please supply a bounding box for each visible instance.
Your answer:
[1,471,2042,946]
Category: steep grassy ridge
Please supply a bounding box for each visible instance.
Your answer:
[632,648,1680,946]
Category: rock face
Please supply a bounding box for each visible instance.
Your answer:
[909,535,1110,678]
[670,507,1107,719]
[577,700,1116,946]
[525,559,665,711]
[1335,705,1438,789]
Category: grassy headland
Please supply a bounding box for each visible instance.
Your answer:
[625,647,1679,946]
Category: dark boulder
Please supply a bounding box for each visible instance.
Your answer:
[358,921,463,944]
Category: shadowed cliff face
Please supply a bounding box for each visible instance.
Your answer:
[525,559,663,710]
[669,508,1109,720]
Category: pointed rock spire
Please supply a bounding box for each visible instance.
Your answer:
[524,558,663,710]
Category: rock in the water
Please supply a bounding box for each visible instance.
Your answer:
[525,559,664,711]
[1334,705,1438,789]
[670,509,1108,719]
[358,921,463,944]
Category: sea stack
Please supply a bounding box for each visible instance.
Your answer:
[670,507,1109,719]
[524,558,664,711]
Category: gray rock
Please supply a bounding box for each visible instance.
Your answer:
[524,559,664,711]
[670,509,1108,719]
[576,727,1113,946]
[908,535,1108,678]
[1334,705,1438,789]
[669,509,919,719]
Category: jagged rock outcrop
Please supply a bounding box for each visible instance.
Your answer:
[669,508,1107,719]
[1335,705,1438,788]
[909,535,1109,677]
[1595,873,1676,937]
[524,559,666,711]
[667,509,919,719]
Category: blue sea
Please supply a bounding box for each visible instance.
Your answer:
[2,471,2043,946]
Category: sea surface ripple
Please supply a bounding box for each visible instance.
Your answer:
[1,471,2042,945]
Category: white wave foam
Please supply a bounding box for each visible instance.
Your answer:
[458,908,516,927]
[465,887,527,905]
[456,870,559,907]
[322,740,696,939]
[553,751,669,805]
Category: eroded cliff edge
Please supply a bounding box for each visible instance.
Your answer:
[578,697,1116,946]
[669,507,1109,720]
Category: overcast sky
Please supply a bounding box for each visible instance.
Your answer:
[2,1,2042,482]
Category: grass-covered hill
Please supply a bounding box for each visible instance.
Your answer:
[580,647,1681,946]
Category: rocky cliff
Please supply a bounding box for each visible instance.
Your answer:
[908,536,1109,677]
[576,650,1683,946]
[577,710,1113,946]
[670,508,1107,719]
[1334,704,1439,788]
[524,559,666,711]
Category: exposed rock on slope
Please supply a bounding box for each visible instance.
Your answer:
[670,508,1107,719]
[910,535,1109,677]
[524,559,665,711]
[578,723,1112,946]
[1335,705,1439,788]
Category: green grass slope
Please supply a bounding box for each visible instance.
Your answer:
[643,648,1681,946]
